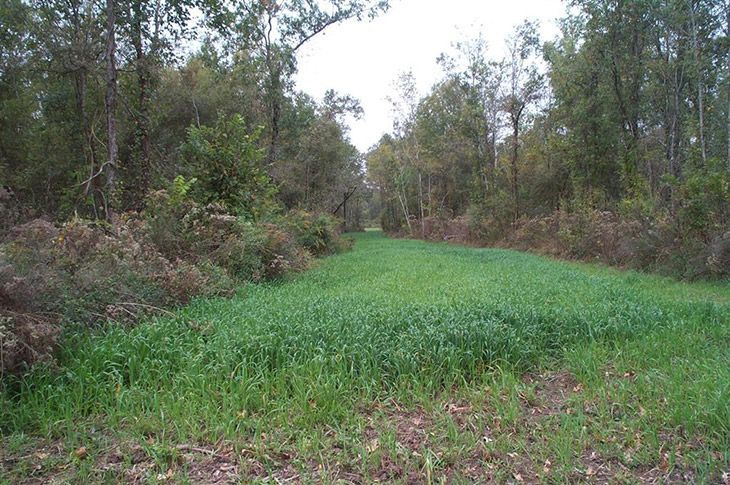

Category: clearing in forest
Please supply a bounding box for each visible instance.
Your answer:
[2,232,729,483]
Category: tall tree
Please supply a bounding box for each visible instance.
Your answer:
[104,0,119,213]
[34,0,106,213]
[389,71,423,233]
[119,0,200,209]
[231,0,389,166]
[503,20,543,220]
[438,36,505,199]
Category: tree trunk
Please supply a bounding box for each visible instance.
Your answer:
[689,0,707,165]
[397,189,412,233]
[670,66,683,179]
[268,100,281,165]
[492,121,498,170]
[267,68,282,166]
[104,0,118,215]
[726,5,730,170]
[427,174,432,217]
[418,171,424,236]
[129,0,151,210]
[75,67,100,216]
[511,115,520,222]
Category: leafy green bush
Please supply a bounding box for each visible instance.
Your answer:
[677,162,730,238]
[442,204,729,280]
[181,114,277,218]
[144,191,318,281]
[281,210,345,256]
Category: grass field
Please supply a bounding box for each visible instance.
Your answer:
[2,231,729,483]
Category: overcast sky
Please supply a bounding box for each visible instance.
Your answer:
[294,0,566,153]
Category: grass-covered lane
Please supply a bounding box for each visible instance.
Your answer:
[2,231,729,482]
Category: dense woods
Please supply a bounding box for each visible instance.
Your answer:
[0,0,382,224]
[2,0,728,279]
[368,1,730,279]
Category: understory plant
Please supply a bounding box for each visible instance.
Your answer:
[0,186,345,377]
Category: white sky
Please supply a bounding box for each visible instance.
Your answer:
[295,0,566,153]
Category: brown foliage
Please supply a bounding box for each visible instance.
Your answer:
[409,209,729,280]
[0,196,346,376]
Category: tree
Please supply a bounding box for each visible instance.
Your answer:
[0,0,34,187]
[104,0,119,215]
[438,36,506,200]
[33,0,108,214]
[366,135,406,231]
[503,20,543,220]
[231,0,389,165]
[118,0,202,209]
[267,91,362,214]
[389,71,424,233]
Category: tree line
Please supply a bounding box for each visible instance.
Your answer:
[0,0,387,225]
[368,0,729,277]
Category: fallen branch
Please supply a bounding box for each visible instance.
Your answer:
[175,444,230,461]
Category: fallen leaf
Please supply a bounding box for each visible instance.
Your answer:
[660,452,670,471]
[156,469,174,482]
[366,439,379,453]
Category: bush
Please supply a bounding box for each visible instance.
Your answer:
[281,210,345,256]
[424,205,729,281]
[181,114,276,218]
[1,192,350,376]
[465,196,513,243]
[0,186,27,234]
[144,193,321,281]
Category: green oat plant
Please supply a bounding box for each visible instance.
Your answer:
[2,231,729,482]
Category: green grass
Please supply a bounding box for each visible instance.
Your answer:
[2,231,729,482]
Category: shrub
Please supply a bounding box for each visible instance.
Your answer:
[677,163,729,238]
[424,205,729,281]
[0,186,26,235]
[281,210,345,256]
[181,114,277,218]
[0,215,229,376]
[1,192,351,375]
[465,196,513,243]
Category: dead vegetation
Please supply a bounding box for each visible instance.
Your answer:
[413,209,730,280]
[0,198,346,378]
